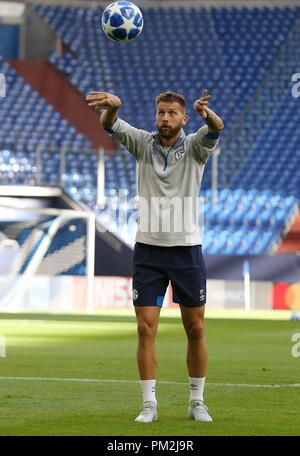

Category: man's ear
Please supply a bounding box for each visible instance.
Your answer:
[182,114,188,126]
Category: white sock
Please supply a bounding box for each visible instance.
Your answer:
[140,379,157,405]
[189,376,205,402]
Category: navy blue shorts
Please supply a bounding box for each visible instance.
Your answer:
[132,242,207,308]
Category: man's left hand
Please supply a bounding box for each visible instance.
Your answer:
[193,89,211,119]
[193,90,224,134]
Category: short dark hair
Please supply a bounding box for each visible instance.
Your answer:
[156,91,186,111]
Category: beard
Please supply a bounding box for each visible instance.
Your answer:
[157,123,182,139]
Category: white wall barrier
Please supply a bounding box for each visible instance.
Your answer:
[0,275,276,313]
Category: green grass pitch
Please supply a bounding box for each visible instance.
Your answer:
[0,313,299,436]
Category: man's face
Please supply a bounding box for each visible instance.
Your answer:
[156,101,188,140]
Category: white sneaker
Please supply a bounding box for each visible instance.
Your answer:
[135,401,158,423]
[188,400,213,422]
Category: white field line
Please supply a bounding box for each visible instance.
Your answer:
[0,376,299,388]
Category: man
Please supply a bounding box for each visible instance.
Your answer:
[86,89,224,423]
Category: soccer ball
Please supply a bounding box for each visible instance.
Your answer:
[101,1,143,42]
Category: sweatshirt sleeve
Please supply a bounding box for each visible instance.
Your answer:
[105,118,151,161]
[187,125,220,164]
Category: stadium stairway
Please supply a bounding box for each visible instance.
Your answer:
[277,213,300,252]
[9,59,115,151]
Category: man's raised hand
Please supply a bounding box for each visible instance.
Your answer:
[193,89,224,133]
[193,89,211,119]
[86,91,121,111]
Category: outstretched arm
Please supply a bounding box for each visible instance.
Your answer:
[86,91,122,130]
[86,91,151,160]
[193,90,224,134]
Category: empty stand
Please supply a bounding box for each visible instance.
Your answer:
[1,4,300,254]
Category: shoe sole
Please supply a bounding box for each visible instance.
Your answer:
[189,412,213,422]
[135,414,158,423]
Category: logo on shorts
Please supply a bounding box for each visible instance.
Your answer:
[132,289,139,301]
[200,289,205,302]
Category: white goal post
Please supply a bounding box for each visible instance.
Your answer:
[0,201,95,314]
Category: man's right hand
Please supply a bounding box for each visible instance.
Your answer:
[86,91,121,111]
[86,91,121,130]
